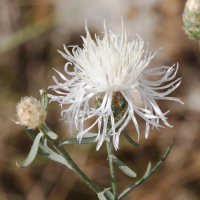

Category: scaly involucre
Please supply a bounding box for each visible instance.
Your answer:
[48,19,183,150]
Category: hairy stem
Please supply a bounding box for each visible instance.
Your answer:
[106,136,118,200]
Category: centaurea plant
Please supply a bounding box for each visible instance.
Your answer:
[14,19,182,200]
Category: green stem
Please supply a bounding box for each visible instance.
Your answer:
[39,127,102,195]
[106,136,118,200]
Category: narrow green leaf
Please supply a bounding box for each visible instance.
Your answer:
[98,194,107,200]
[38,136,72,169]
[72,131,98,138]
[72,131,79,136]
[122,130,141,147]
[118,142,173,200]
[98,188,111,200]
[40,123,58,139]
[41,137,48,147]
[23,127,72,169]
[37,151,50,157]
[142,162,151,179]
[24,127,48,150]
[148,143,173,176]
[38,136,72,168]
[111,155,137,178]
[47,151,71,167]
[16,132,44,168]
[24,126,36,141]
[105,190,114,200]
[60,136,97,145]
[24,126,46,151]
[40,90,48,109]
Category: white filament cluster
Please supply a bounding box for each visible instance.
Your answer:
[49,19,183,150]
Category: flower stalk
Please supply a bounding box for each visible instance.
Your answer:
[106,135,118,200]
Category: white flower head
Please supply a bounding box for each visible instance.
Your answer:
[49,19,183,150]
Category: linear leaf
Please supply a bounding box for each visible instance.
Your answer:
[38,136,72,169]
[122,130,141,147]
[40,90,48,109]
[37,151,50,157]
[142,162,151,179]
[118,142,173,200]
[72,131,98,138]
[40,123,58,139]
[24,126,36,141]
[111,155,137,178]
[60,137,97,145]
[72,131,79,136]
[24,127,71,169]
[105,190,114,200]
[98,188,111,200]
[16,132,44,168]
[149,143,173,176]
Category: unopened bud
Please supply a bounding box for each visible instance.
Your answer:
[186,0,200,11]
[16,97,46,129]
[183,0,200,40]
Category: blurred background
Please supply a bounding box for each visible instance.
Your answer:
[0,0,199,199]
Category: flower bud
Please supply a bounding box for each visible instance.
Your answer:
[182,0,200,40]
[16,97,46,129]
